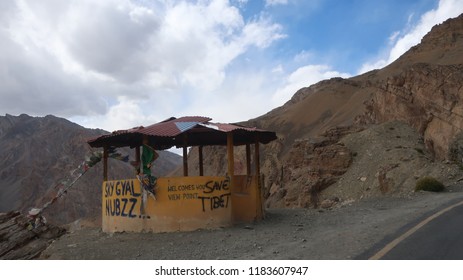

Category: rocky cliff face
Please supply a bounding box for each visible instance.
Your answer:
[0,114,181,225]
[359,14,463,162]
[364,63,463,161]
[193,13,463,209]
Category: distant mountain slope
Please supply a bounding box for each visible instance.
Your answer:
[0,114,181,224]
[189,13,463,209]
[253,13,463,160]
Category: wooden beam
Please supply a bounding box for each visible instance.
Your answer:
[227,132,234,178]
[246,143,251,176]
[254,138,260,177]
[103,145,108,181]
[254,137,263,219]
[183,135,188,176]
[183,146,188,176]
[199,146,204,176]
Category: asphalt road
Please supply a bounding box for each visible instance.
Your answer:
[366,199,463,260]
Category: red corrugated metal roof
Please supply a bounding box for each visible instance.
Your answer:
[87,116,276,149]
[138,116,211,137]
[200,123,265,133]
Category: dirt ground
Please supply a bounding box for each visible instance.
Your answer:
[39,184,463,260]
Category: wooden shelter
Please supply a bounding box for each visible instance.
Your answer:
[88,116,277,233]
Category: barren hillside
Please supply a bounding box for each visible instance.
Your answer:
[187,13,463,209]
[0,114,181,225]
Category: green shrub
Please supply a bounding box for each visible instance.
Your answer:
[415,177,445,192]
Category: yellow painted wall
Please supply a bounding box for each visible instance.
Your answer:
[231,175,263,223]
[102,176,233,233]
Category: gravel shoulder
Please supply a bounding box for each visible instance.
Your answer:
[40,184,463,260]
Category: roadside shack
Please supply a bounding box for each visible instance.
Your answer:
[87,116,277,233]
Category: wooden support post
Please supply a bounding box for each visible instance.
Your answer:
[227,133,235,223]
[103,145,108,181]
[183,135,188,176]
[254,139,260,177]
[183,146,188,176]
[254,137,263,218]
[199,146,204,176]
[246,143,251,176]
[227,132,234,178]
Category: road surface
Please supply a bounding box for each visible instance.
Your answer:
[365,199,463,260]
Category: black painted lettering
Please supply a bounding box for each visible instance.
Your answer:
[182,193,198,200]
[197,193,231,212]
[121,198,128,217]
[222,178,230,191]
[128,198,137,218]
[104,182,115,198]
[104,184,109,198]
[212,196,224,209]
[132,181,141,197]
[115,181,121,196]
[224,193,230,208]
[110,199,115,216]
[121,181,128,195]
[198,196,207,212]
[203,179,230,194]
[204,181,214,194]
[115,199,120,215]
[105,199,110,216]
[168,194,181,200]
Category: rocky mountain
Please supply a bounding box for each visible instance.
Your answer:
[188,13,463,209]
[0,114,181,225]
[3,14,463,224]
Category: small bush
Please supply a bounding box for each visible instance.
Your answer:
[415,177,445,192]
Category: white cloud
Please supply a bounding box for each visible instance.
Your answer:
[293,50,314,63]
[359,0,463,74]
[388,31,400,44]
[71,97,150,132]
[271,64,284,74]
[265,0,288,7]
[178,70,274,123]
[5,0,462,133]
[0,0,285,130]
[271,65,351,107]
[234,0,249,7]
[240,16,286,48]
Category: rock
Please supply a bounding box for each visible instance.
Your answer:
[0,212,65,259]
[366,62,463,161]
[320,200,334,209]
[320,199,337,209]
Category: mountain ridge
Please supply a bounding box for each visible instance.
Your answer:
[187,13,463,209]
[0,113,182,225]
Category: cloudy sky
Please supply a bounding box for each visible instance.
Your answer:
[1,0,463,131]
